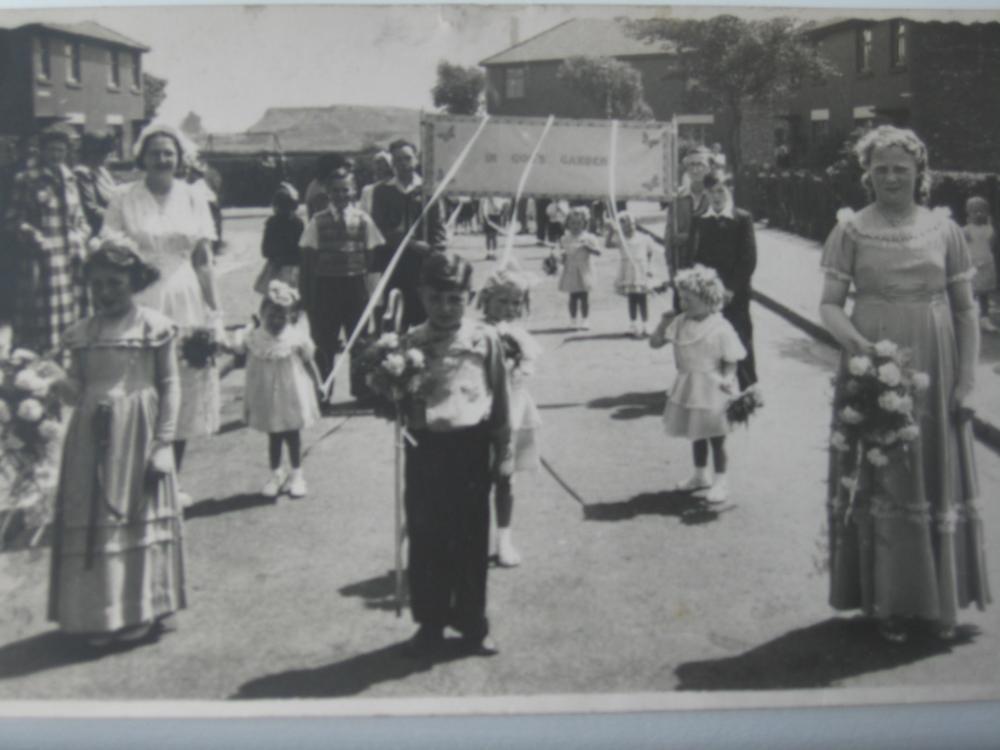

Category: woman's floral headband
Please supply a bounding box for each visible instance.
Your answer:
[674,264,727,309]
[266,280,300,309]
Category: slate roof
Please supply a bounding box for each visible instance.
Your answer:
[16,21,149,51]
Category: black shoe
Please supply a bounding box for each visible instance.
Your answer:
[403,625,444,658]
[460,634,499,657]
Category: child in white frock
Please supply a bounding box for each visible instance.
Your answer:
[479,264,542,567]
[239,281,320,499]
[650,265,746,503]
[963,196,998,332]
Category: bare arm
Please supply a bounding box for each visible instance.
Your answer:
[819,276,872,355]
[649,312,676,349]
[191,239,220,313]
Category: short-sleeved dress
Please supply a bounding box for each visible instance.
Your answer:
[661,312,746,440]
[822,206,990,626]
[48,306,186,634]
[558,232,600,294]
[104,181,221,440]
[496,321,542,471]
[243,322,320,433]
[611,232,659,295]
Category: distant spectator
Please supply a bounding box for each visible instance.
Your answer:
[254,182,304,294]
[359,151,393,217]
[74,131,118,237]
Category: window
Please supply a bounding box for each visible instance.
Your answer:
[108,49,120,88]
[37,36,51,81]
[810,109,830,144]
[65,40,81,84]
[505,67,525,100]
[676,114,715,146]
[857,27,873,73]
[109,124,125,160]
[891,21,908,67]
[131,51,141,89]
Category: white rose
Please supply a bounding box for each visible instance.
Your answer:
[897,394,913,414]
[38,420,62,441]
[0,400,10,423]
[840,476,858,491]
[873,340,899,358]
[878,391,903,412]
[830,431,850,451]
[382,353,406,377]
[405,348,425,369]
[10,348,37,365]
[897,424,920,441]
[911,372,930,391]
[839,406,864,425]
[377,333,399,349]
[848,356,872,377]
[877,362,902,387]
[13,369,43,393]
[866,447,889,467]
[17,398,44,422]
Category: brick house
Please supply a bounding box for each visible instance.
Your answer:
[0,21,149,159]
[479,18,723,147]
[776,18,1000,171]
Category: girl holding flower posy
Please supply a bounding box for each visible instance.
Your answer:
[237,281,320,499]
[557,205,601,330]
[650,265,746,504]
[820,126,987,643]
[47,238,185,648]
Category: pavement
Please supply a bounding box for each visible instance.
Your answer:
[0,211,998,704]
[633,209,1000,452]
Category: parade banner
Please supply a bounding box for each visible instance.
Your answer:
[422,114,674,201]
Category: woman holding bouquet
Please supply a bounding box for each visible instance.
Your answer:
[103,124,221,504]
[820,126,988,643]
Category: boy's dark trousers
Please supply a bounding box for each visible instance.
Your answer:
[404,422,492,640]
[304,274,369,392]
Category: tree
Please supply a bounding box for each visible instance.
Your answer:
[432,61,485,116]
[556,56,653,120]
[626,15,837,174]
[143,72,167,121]
[180,111,205,138]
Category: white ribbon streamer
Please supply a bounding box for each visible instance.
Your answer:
[607,119,642,280]
[499,114,555,267]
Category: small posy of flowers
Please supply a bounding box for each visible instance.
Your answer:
[1,348,65,521]
[358,332,428,421]
[180,327,222,369]
[726,386,765,427]
[830,339,929,518]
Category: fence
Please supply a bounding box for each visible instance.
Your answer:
[735,166,1000,241]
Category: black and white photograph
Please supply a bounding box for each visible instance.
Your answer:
[0,1,999,732]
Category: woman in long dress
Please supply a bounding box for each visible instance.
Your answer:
[103,124,221,505]
[49,240,184,647]
[820,126,989,642]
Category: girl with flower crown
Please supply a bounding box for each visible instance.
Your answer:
[48,237,185,648]
[478,263,542,567]
[650,265,746,503]
[820,126,987,643]
[234,281,320,499]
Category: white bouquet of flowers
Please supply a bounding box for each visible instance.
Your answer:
[357,332,429,422]
[830,339,929,521]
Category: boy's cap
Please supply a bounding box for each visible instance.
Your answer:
[420,252,473,291]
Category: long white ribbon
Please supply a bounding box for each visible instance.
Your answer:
[323,114,492,398]
[607,119,642,280]
[499,114,555,267]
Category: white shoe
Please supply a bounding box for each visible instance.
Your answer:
[262,469,285,498]
[676,470,711,491]
[497,528,521,567]
[705,475,729,504]
[177,491,193,509]
[628,322,638,337]
[285,469,307,499]
[570,316,578,330]
[981,317,999,333]
[579,319,590,331]
[638,322,648,337]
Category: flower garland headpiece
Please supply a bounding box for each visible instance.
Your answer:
[266,280,300,310]
[674,264,727,311]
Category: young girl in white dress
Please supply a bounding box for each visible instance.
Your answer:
[650,265,746,503]
[607,211,661,337]
[479,264,542,567]
[557,206,602,330]
[963,196,998,333]
[239,281,320,499]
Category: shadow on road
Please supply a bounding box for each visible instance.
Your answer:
[339,570,407,612]
[774,335,838,372]
[587,390,664,420]
[562,332,635,344]
[0,629,160,680]
[183,492,274,521]
[528,326,578,335]
[675,617,979,690]
[583,490,730,526]
[231,640,470,699]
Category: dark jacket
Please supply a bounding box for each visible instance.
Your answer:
[261,213,304,267]
[690,208,757,309]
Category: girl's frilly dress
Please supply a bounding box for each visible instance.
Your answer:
[823,206,990,627]
[496,321,542,471]
[48,305,186,634]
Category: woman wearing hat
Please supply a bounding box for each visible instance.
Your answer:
[103,123,221,503]
[2,124,90,356]
[74,131,118,237]
[48,237,185,647]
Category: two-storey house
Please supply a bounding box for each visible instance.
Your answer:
[0,21,149,159]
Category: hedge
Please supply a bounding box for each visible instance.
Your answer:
[736,166,1000,242]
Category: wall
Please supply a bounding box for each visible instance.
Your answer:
[0,32,36,135]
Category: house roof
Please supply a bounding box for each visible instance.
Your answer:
[206,105,422,154]
[479,18,671,66]
[17,21,149,51]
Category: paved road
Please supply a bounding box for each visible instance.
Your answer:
[1,215,998,701]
